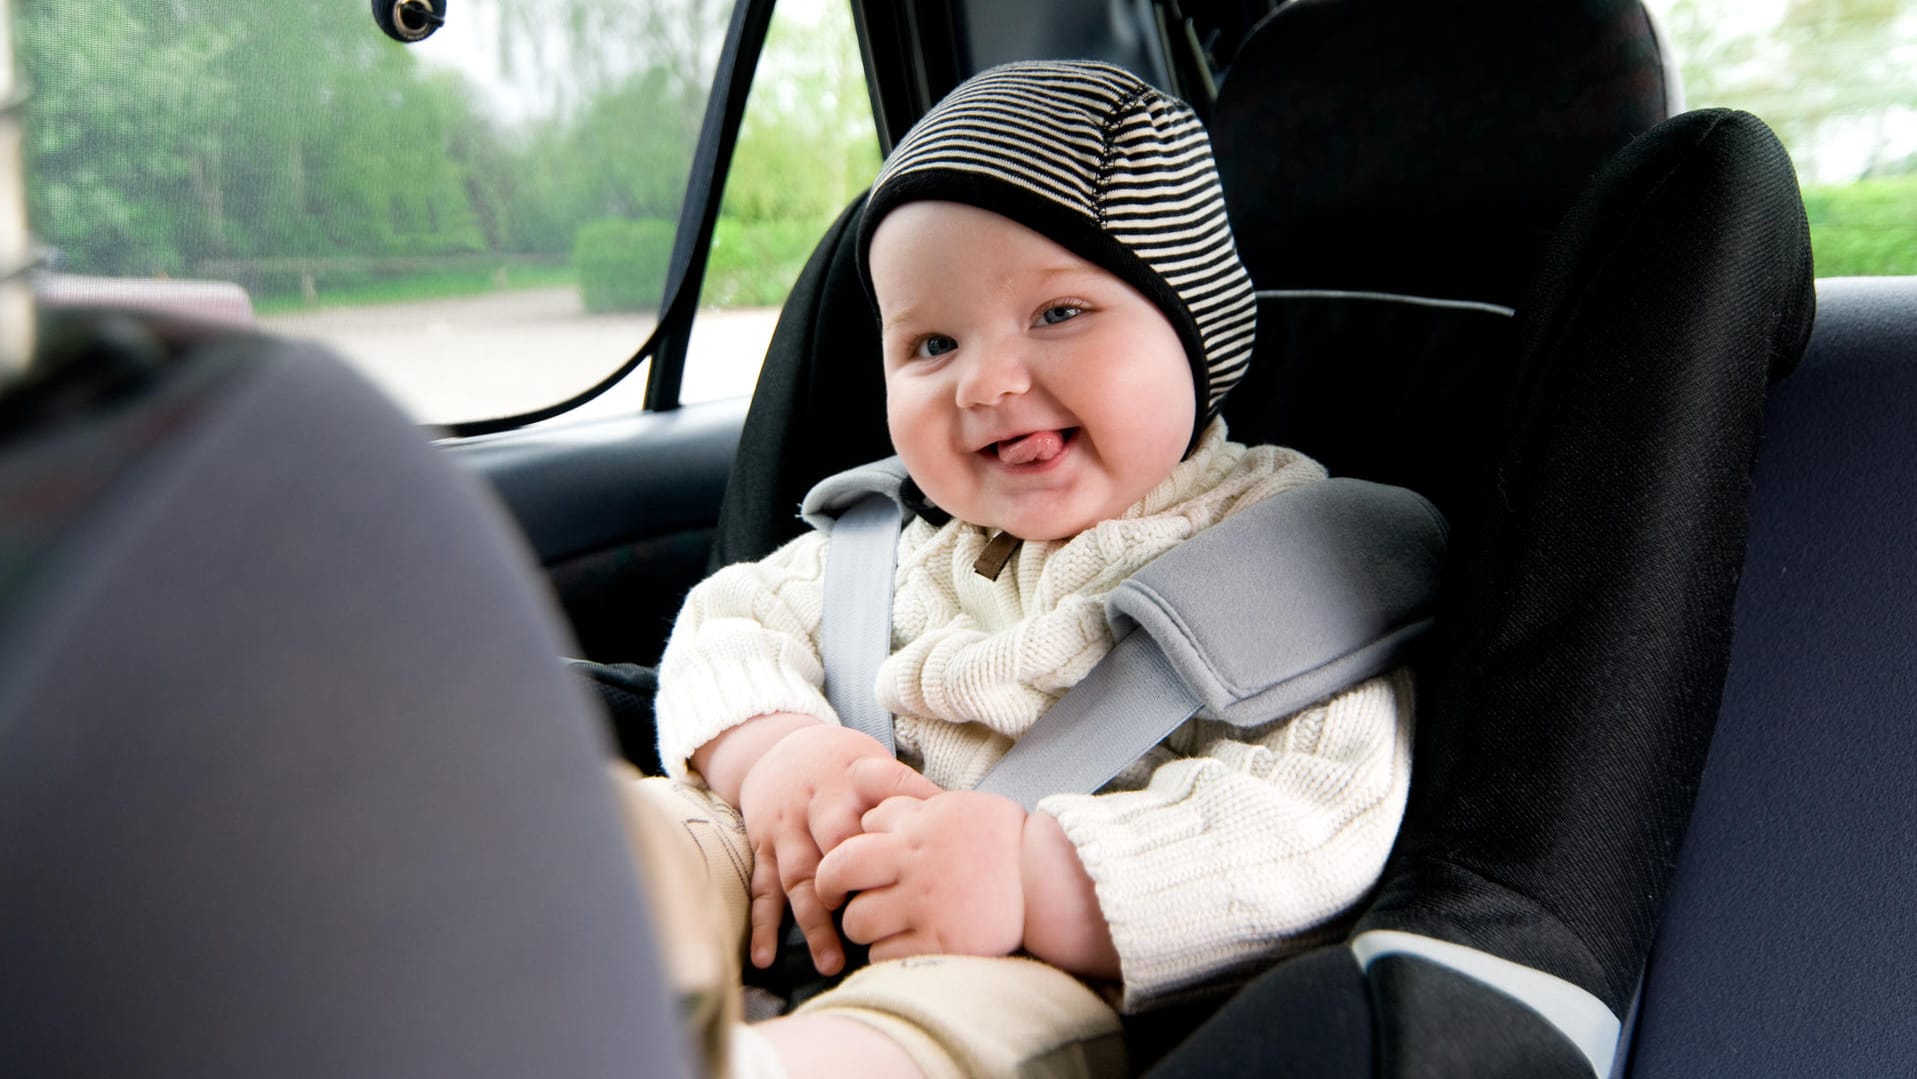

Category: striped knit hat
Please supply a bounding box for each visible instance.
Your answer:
[857,60,1258,433]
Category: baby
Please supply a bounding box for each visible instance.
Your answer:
[630,60,1412,1079]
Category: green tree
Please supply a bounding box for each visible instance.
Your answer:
[1659,0,1917,181]
[722,0,879,224]
[20,0,236,274]
[20,0,513,277]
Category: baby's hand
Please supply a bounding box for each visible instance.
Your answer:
[736,726,940,974]
[814,789,1028,962]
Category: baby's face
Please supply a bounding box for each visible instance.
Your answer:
[870,200,1194,542]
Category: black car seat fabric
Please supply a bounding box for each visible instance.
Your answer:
[1213,0,1679,522]
[1357,103,1812,1077]
[1151,106,1815,1079]
[0,316,687,1078]
[1215,0,1677,306]
[1624,276,1917,1078]
[1144,1,1818,1073]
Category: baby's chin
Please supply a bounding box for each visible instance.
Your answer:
[904,459,1133,541]
[958,496,1116,543]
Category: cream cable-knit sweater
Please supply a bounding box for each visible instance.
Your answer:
[654,422,1413,1010]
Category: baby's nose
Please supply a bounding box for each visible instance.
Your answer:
[955,345,1033,406]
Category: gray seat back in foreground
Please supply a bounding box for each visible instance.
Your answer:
[0,317,685,1077]
[1628,276,1917,1076]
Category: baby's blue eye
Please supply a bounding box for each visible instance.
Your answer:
[1040,304,1083,325]
[918,334,958,357]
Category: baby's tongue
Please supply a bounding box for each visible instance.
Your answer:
[996,430,1065,465]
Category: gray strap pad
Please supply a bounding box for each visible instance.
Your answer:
[1104,477,1447,729]
[799,456,911,533]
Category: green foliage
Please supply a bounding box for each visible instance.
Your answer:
[1657,0,1917,185]
[250,262,576,316]
[574,218,676,313]
[19,1,514,277]
[720,0,879,226]
[704,216,835,307]
[1802,175,1917,276]
[18,0,878,313]
[700,0,878,308]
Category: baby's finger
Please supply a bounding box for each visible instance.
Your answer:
[783,879,844,976]
[806,792,866,856]
[840,887,914,946]
[859,794,926,834]
[815,832,901,909]
[746,846,786,969]
[848,756,942,808]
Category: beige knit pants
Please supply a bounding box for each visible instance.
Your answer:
[612,767,1126,1079]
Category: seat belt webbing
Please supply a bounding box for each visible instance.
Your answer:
[821,493,1206,808]
[820,494,901,753]
[975,630,1201,810]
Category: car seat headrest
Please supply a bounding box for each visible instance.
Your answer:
[1212,0,1677,308]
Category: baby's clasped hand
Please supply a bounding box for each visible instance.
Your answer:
[816,790,1030,962]
[734,722,941,974]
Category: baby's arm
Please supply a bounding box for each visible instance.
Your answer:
[693,715,939,975]
[1040,670,1413,1010]
[1019,810,1122,977]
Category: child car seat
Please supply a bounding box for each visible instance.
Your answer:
[1147,3,1814,1076]
[0,313,686,1077]
[698,1,1812,1076]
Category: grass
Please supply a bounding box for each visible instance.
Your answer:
[1802,174,1917,278]
[250,262,580,315]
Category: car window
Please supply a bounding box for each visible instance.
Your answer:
[17,0,875,428]
[1648,0,1917,277]
[568,0,880,419]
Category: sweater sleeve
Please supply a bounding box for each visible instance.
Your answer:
[1035,670,1413,1011]
[653,529,837,781]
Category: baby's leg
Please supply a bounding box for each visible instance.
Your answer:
[768,954,1126,1079]
[609,766,754,1069]
[748,1014,921,1078]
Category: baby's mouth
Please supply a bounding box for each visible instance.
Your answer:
[990,428,1076,465]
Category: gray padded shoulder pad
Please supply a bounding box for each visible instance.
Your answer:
[1109,478,1447,727]
[799,456,911,532]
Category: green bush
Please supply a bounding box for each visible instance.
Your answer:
[702,216,834,308]
[1802,175,1917,277]
[573,218,676,313]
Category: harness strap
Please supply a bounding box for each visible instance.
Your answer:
[810,470,1445,805]
[820,494,901,753]
[975,630,1201,809]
